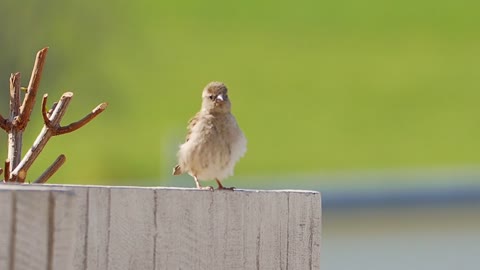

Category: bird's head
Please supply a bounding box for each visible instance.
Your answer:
[201,81,231,113]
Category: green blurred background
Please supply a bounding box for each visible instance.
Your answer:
[1,0,479,186]
[1,1,479,269]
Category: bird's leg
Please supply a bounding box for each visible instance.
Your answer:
[216,179,235,191]
[194,175,213,191]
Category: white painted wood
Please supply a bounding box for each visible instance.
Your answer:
[154,188,320,270]
[51,189,77,270]
[0,185,76,270]
[13,188,50,270]
[287,192,322,270]
[71,187,88,270]
[86,187,111,270]
[0,189,14,269]
[2,185,321,270]
[108,187,156,270]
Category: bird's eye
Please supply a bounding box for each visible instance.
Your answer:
[209,95,215,101]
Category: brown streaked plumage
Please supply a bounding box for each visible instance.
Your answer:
[173,82,247,190]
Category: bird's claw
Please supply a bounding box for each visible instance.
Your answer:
[217,186,235,191]
[198,186,214,191]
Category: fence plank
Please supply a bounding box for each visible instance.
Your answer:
[2,185,321,270]
[0,190,14,269]
[14,189,50,270]
[51,189,77,270]
[287,192,322,269]
[108,187,155,270]
[86,187,111,270]
[0,185,76,270]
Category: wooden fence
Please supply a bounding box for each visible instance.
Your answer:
[0,184,321,270]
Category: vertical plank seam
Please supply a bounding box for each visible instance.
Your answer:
[47,191,55,270]
[255,224,260,270]
[8,191,17,270]
[153,189,158,270]
[105,188,111,270]
[83,188,90,270]
[285,193,290,270]
[308,196,314,270]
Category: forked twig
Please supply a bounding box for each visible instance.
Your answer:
[2,47,107,183]
[55,102,108,135]
[11,92,107,181]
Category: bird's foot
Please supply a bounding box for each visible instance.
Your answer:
[193,176,214,191]
[196,185,214,191]
[216,179,235,191]
[217,186,235,191]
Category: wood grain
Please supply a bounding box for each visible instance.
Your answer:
[2,185,321,270]
[0,189,14,269]
[108,187,155,270]
[0,185,76,270]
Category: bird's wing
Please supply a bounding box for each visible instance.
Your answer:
[173,113,200,176]
[185,112,200,142]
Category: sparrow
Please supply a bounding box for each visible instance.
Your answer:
[173,82,247,190]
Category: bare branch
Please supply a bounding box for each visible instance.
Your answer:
[4,159,10,182]
[16,47,48,130]
[8,72,23,171]
[49,92,73,126]
[11,92,73,181]
[55,102,108,135]
[0,168,3,176]
[47,102,58,118]
[41,94,53,128]
[34,154,66,184]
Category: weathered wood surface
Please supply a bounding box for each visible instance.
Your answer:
[0,185,76,270]
[1,185,321,270]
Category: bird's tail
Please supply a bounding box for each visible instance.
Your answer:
[172,165,183,175]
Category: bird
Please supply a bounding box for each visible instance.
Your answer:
[173,81,247,190]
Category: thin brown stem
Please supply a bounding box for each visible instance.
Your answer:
[41,94,53,128]
[34,154,66,184]
[8,72,23,173]
[16,47,48,130]
[4,160,10,182]
[55,102,108,135]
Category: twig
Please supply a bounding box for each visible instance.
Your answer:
[2,47,107,183]
[34,154,66,184]
[41,94,53,128]
[16,47,48,130]
[47,102,58,118]
[11,92,73,181]
[55,102,108,135]
[4,160,10,182]
[0,168,3,176]
[8,72,23,178]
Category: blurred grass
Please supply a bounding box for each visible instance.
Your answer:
[0,0,479,185]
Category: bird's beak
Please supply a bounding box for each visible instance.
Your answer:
[216,94,225,102]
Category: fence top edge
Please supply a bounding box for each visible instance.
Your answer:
[36,184,320,194]
[0,183,74,193]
